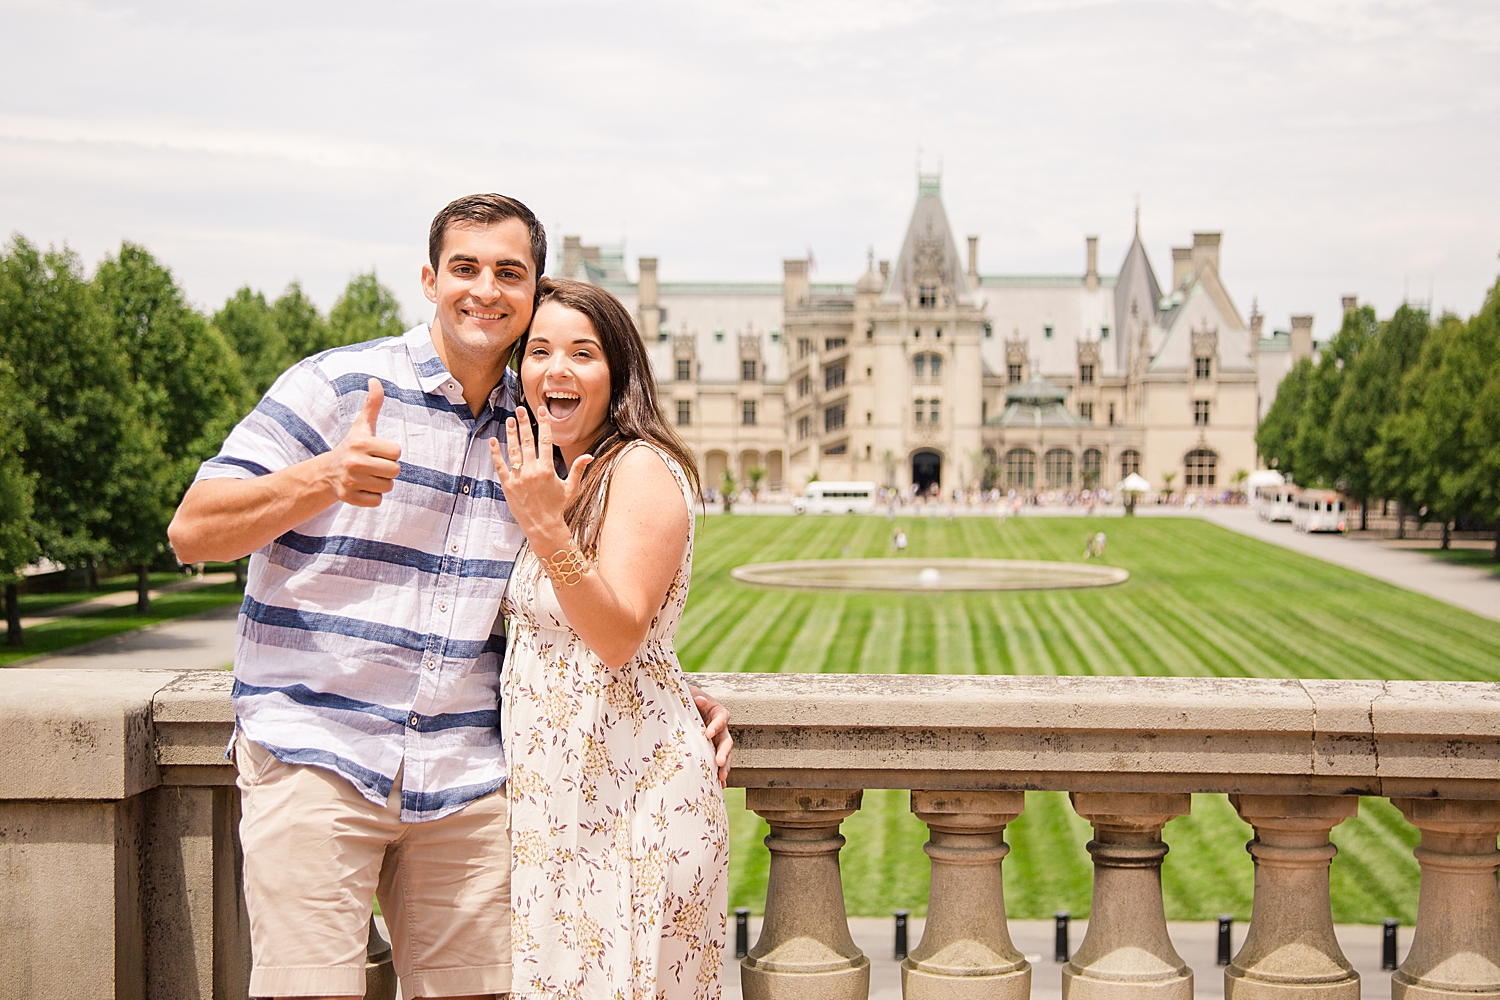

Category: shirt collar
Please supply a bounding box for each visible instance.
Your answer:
[405,323,518,415]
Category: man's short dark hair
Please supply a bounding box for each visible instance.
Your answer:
[428,194,547,278]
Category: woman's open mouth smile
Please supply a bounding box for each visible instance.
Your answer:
[544,390,581,419]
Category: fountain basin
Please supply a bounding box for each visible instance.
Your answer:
[729,558,1128,592]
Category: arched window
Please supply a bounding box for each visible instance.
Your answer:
[913,352,942,379]
[1120,449,1141,478]
[1044,449,1074,489]
[1081,448,1103,485]
[1185,449,1218,488]
[1004,448,1035,490]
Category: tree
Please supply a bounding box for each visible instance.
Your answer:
[1256,357,1313,477]
[746,467,767,497]
[0,237,165,597]
[1323,305,1381,524]
[215,286,292,398]
[95,243,250,608]
[1439,278,1500,555]
[0,358,37,646]
[1161,470,1176,500]
[328,271,406,348]
[275,281,333,361]
[720,469,737,513]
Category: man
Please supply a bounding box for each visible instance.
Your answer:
[170,194,730,1000]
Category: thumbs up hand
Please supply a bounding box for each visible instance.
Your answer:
[327,377,403,507]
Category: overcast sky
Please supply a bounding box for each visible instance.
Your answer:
[3,0,1497,340]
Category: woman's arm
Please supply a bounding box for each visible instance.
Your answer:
[493,409,686,670]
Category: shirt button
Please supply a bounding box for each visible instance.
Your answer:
[439,602,448,612]
[451,543,459,553]
[462,484,470,494]
[409,713,419,727]
[424,658,435,670]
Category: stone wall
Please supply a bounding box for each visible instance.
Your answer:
[2,669,1497,999]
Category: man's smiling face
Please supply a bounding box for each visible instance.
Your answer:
[421,218,537,365]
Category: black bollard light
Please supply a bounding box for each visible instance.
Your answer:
[894,909,910,960]
[1382,919,1399,970]
[1054,911,1070,963]
[734,908,749,959]
[1217,915,1233,966]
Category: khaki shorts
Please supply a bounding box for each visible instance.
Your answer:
[236,734,511,998]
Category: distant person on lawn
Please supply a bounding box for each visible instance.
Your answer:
[168,194,730,1000]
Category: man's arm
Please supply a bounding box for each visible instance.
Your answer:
[169,378,401,564]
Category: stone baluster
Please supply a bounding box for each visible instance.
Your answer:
[903,789,1031,1000]
[1225,795,1360,1000]
[741,788,870,1000]
[1064,792,1194,1000]
[1390,798,1500,1000]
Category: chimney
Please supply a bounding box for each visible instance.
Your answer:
[879,260,890,283]
[1172,248,1193,290]
[562,235,584,280]
[1085,236,1099,292]
[967,236,979,284]
[783,259,809,309]
[1191,232,1221,276]
[1249,303,1264,363]
[1342,296,1358,315]
[1291,315,1314,363]
[637,257,660,340]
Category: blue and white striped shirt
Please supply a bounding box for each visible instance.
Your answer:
[196,324,525,821]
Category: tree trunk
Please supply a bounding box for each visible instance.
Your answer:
[1397,503,1405,540]
[87,562,99,591]
[1493,529,1499,563]
[1442,520,1451,551]
[234,557,246,588]
[136,563,151,613]
[5,581,21,648]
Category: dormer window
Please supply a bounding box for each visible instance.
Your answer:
[742,359,758,381]
[1079,364,1095,385]
[1007,364,1023,384]
[1195,357,1213,380]
[919,285,937,308]
[676,359,692,381]
[1044,324,1054,339]
[1101,325,1110,340]
[913,353,942,379]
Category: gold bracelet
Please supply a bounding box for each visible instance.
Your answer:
[541,545,592,587]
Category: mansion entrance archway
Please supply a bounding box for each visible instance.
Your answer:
[912,450,942,495]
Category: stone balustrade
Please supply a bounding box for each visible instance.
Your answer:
[2,669,1498,1000]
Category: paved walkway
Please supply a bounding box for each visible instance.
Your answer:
[1203,507,1500,623]
[14,602,240,670]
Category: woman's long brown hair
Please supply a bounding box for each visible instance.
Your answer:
[512,277,701,548]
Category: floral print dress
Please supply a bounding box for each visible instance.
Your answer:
[501,442,729,1000]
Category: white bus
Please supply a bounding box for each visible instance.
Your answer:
[793,481,878,515]
[1292,490,1347,534]
[1254,485,1300,523]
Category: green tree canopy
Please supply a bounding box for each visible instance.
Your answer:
[0,237,166,570]
[328,271,406,348]
[1256,356,1312,477]
[0,357,38,579]
[274,280,333,361]
[95,242,252,497]
[215,286,292,398]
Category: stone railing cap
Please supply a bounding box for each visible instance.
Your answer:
[0,669,177,799]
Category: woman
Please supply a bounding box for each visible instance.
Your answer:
[492,278,729,1000]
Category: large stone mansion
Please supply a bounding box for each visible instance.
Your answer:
[557,175,1311,497]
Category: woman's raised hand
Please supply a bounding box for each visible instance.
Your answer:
[489,406,594,542]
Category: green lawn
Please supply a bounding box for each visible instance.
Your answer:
[686,514,1500,923]
[1426,546,1500,579]
[2,578,244,667]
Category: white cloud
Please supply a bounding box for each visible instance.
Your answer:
[0,0,1496,334]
